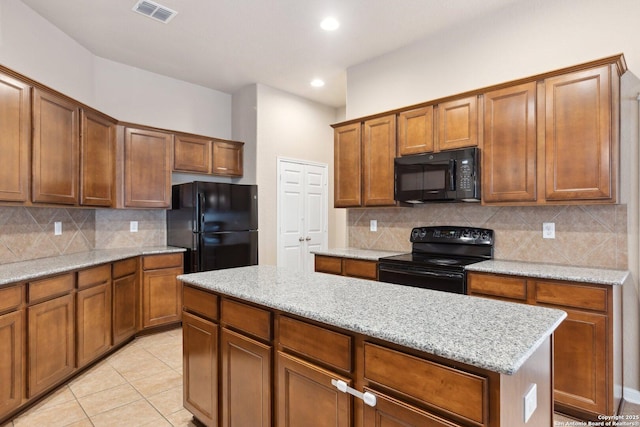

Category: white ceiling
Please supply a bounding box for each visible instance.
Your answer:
[21,0,525,108]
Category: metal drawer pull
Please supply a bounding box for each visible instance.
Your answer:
[331,379,377,407]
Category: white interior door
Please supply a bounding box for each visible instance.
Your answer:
[277,158,328,272]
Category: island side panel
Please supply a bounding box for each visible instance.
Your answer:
[499,335,552,427]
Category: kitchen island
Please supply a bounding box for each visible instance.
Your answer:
[179,265,567,427]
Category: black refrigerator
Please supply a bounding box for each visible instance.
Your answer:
[166,182,258,273]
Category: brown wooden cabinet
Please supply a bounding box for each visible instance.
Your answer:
[112,258,138,345]
[80,110,116,207]
[437,95,479,151]
[121,126,172,208]
[27,287,75,397]
[362,115,396,206]
[76,265,112,367]
[140,253,183,329]
[0,72,30,203]
[173,134,213,174]
[0,284,24,419]
[315,255,378,280]
[334,122,362,207]
[397,106,434,155]
[32,88,80,205]
[213,140,244,177]
[482,82,537,203]
[467,272,621,419]
[544,65,617,202]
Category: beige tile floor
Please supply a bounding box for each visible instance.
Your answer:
[2,326,640,426]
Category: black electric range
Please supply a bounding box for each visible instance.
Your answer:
[378,226,494,294]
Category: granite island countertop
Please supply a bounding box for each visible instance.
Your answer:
[178,265,566,376]
[466,259,629,286]
[0,246,185,287]
[311,247,406,261]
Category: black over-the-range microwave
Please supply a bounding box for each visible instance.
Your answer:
[394,147,480,204]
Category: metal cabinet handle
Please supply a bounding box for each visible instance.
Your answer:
[331,379,377,407]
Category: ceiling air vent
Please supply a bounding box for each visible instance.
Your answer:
[132,0,177,24]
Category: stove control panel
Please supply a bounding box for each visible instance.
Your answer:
[410,226,493,245]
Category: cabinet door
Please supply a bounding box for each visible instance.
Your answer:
[334,123,362,207]
[276,352,351,427]
[141,267,182,329]
[0,72,30,203]
[183,311,218,427]
[437,96,478,151]
[221,328,271,427]
[32,89,79,205]
[80,110,116,207]
[77,282,112,367]
[123,127,172,208]
[213,140,244,177]
[483,82,537,203]
[544,66,613,201]
[174,134,212,174]
[28,293,75,397]
[362,115,396,206]
[553,308,608,415]
[112,272,138,345]
[0,310,23,417]
[398,106,434,155]
[363,389,463,427]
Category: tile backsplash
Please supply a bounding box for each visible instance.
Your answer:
[0,207,166,265]
[348,204,628,269]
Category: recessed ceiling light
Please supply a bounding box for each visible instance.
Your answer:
[310,79,325,88]
[320,17,339,31]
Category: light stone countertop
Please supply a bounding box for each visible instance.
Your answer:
[0,246,185,287]
[178,265,566,375]
[311,247,406,261]
[466,260,629,286]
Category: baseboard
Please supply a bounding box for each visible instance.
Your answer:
[624,386,640,404]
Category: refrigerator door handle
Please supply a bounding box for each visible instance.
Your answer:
[196,193,205,232]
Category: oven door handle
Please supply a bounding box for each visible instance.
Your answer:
[378,266,463,280]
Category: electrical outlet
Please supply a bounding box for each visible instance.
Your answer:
[130,221,138,233]
[542,222,555,239]
[54,221,62,236]
[523,383,537,423]
[370,220,377,232]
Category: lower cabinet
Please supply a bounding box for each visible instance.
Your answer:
[0,310,23,417]
[140,254,183,329]
[76,265,112,367]
[112,258,138,345]
[314,255,378,280]
[467,272,621,419]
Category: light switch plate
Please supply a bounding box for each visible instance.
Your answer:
[524,383,537,422]
[370,220,377,232]
[130,221,138,233]
[542,222,555,239]
[54,221,62,236]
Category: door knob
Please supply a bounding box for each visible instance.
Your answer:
[298,237,304,242]
[305,237,311,241]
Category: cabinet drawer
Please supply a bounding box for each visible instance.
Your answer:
[279,316,352,372]
[364,343,488,425]
[0,284,23,313]
[28,273,75,304]
[142,253,183,270]
[113,257,137,278]
[315,255,343,275]
[343,258,377,280]
[183,286,218,321]
[467,273,527,301]
[535,280,607,312]
[221,298,272,341]
[77,264,111,290]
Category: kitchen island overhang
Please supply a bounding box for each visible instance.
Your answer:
[179,265,566,427]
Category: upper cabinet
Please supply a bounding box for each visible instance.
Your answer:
[0,72,30,203]
[173,133,212,174]
[32,88,80,205]
[334,115,397,208]
[397,106,434,155]
[80,110,116,207]
[437,95,479,151]
[544,65,616,202]
[120,126,172,208]
[212,140,244,177]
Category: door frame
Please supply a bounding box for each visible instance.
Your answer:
[276,157,328,270]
